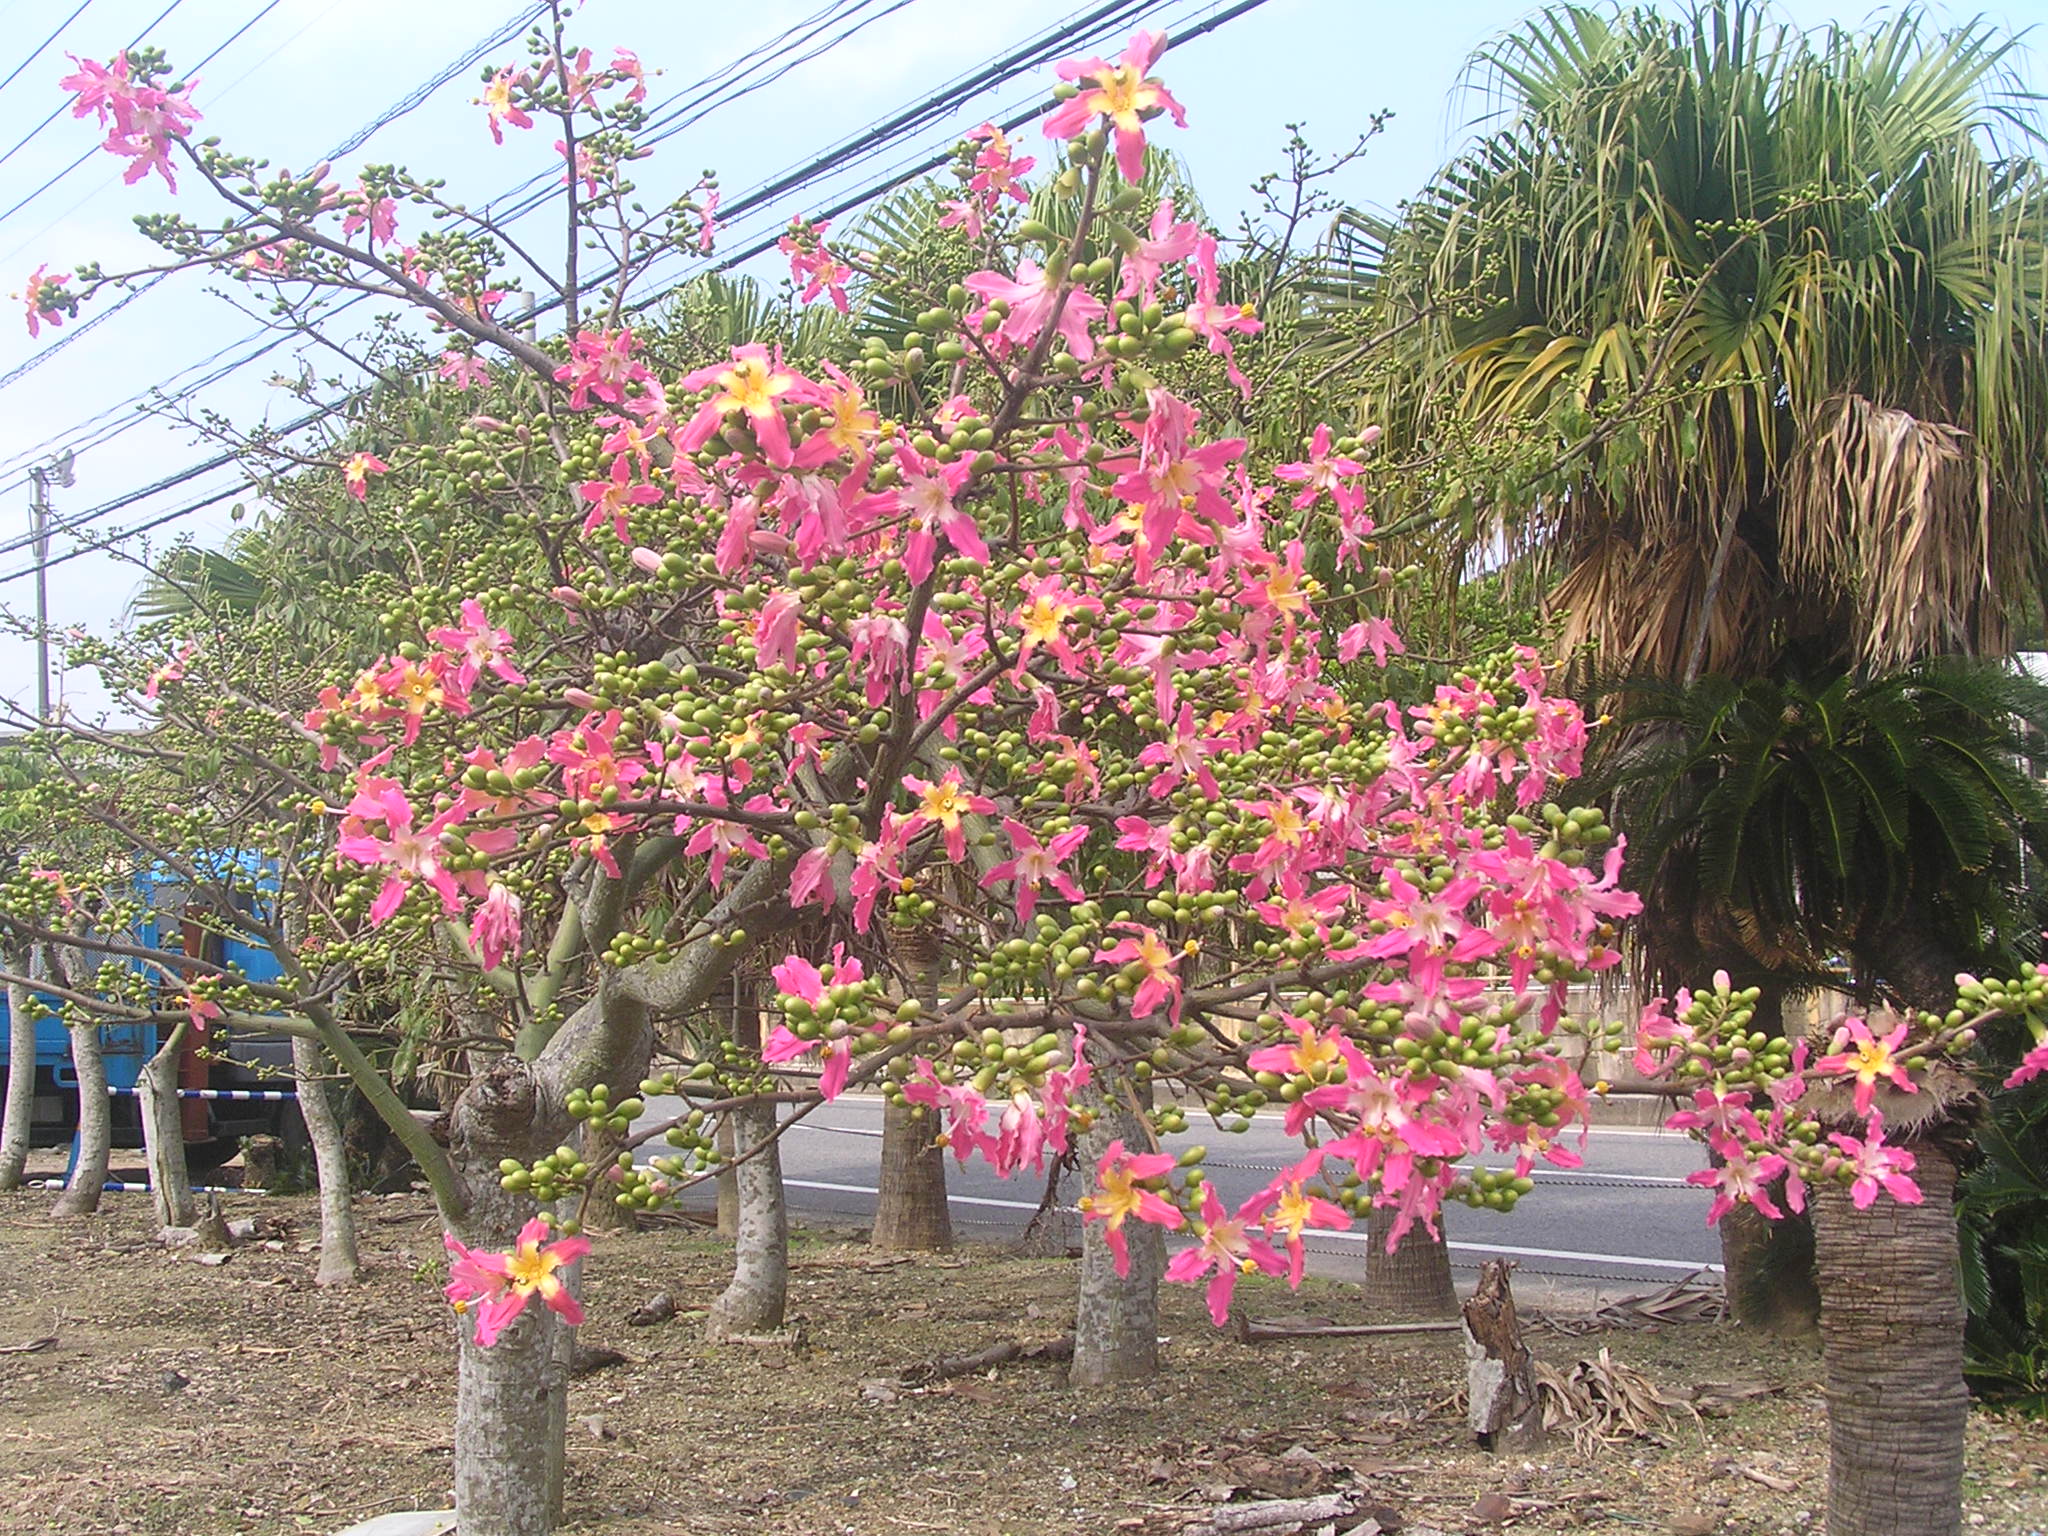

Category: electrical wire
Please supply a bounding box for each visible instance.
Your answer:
[0,0,94,100]
[0,0,186,174]
[0,0,1277,584]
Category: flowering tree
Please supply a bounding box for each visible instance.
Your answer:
[10,13,2014,1536]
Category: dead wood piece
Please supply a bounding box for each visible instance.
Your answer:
[1185,1494,1358,1534]
[1462,1260,1545,1453]
[0,1334,56,1354]
[900,1334,1074,1386]
[568,1345,631,1378]
[1712,1458,1799,1493]
[1235,1316,1463,1343]
[625,1291,678,1327]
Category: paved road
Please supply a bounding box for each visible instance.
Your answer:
[638,1094,1721,1291]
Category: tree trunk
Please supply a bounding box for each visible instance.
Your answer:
[453,1176,568,1536]
[1070,1060,1164,1387]
[136,1031,194,1229]
[578,1117,633,1233]
[713,1113,739,1237]
[1462,1259,1545,1451]
[0,963,37,1191]
[707,1096,787,1338]
[290,1033,360,1286]
[1812,1141,1966,1536]
[51,1019,107,1218]
[1362,1204,1460,1319]
[872,1098,953,1251]
[708,979,787,1338]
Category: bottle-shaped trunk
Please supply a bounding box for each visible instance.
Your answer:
[1813,1140,1966,1536]
[0,966,37,1191]
[51,1019,108,1217]
[137,1031,194,1230]
[290,1034,360,1286]
[1069,1060,1163,1387]
[1361,1205,1460,1319]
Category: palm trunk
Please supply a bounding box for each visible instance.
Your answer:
[708,979,787,1337]
[1362,1205,1460,1319]
[1812,1141,1965,1536]
[0,963,38,1191]
[290,1034,360,1286]
[51,1018,107,1218]
[1070,1057,1164,1387]
[872,1098,953,1251]
[137,1030,195,1229]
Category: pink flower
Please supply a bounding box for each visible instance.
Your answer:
[1093,922,1188,1023]
[1118,199,1200,304]
[428,599,525,690]
[439,350,490,390]
[143,641,197,700]
[1687,1141,1788,1225]
[892,445,986,583]
[578,456,663,541]
[1337,617,1405,668]
[903,770,997,863]
[469,883,524,970]
[1042,29,1187,183]
[1247,1175,1350,1289]
[779,219,851,313]
[19,265,68,338]
[335,777,468,924]
[1827,1116,1921,1210]
[1081,1139,1183,1276]
[555,328,653,413]
[61,53,201,190]
[341,452,390,502]
[2006,1039,2048,1089]
[477,67,533,143]
[676,345,819,468]
[1274,424,1367,512]
[963,261,1108,362]
[1182,233,1259,394]
[443,1218,588,1346]
[340,181,398,246]
[1816,1016,1916,1116]
[1166,1183,1286,1325]
[982,819,1088,924]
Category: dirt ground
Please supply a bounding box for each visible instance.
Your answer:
[0,1189,2043,1536]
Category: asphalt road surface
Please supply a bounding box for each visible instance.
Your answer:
[637,1094,1722,1293]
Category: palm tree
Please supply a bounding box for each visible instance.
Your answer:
[1588,658,2048,1536]
[1360,1,2048,682]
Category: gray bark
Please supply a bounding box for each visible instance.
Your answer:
[291,1033,360,1286]
[51,1017,107,1217]
[1069,1060,1164,1387]
[706,1096,787,1338]
[1813,1142,1966,1536]
[0,958,37,1191]
[136,1032,194,1230]
[713,1113,739,1237]
[1362,1204,1460,1320]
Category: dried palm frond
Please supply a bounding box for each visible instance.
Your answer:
[1532,1347,1698,1450]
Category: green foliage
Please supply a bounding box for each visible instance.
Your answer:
[1959,1082,2048,1409]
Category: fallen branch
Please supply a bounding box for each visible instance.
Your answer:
[1183,1493,1360,1534]
[1233,1316,1464,1343]
[899,1334,1074,1386]
[0,1335,56,1354]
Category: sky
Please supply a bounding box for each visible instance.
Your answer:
[0,0,2040,721]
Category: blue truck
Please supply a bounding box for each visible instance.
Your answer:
[0,859,304,1157]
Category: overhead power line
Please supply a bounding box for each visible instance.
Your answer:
[0,0,93,99]
[0,0,185,174]
[0,0,1274,585]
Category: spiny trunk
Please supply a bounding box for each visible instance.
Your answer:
[0,967,37,1191]
[872,1098,952,1251]
[290,1034,360,1286]
[706,1097,787,1338]
[708,979,787,1337]
[1070,1059,1163,1387]
[51,1019,107,1218]
[1813,1141,1965,1536]
[136,1033,194,1230]
[1362,1205,1460,1320]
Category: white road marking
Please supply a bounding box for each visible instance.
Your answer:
[777,1177,1721,1272]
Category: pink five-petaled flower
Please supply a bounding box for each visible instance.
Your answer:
[1165,1182,1286,1326]
[1247,1175,1350,1288]
[443,1218,588,1346]
[1686,1140,1788,1226]
[578,456,663,542]
[555,328,653,412]
[1041,29,1187,183]
[477,67,533,143]
[335,776,466,924]
[893,445,988,583]
[19,265,69,338]
[143,640,197,700]
[779,220,851,313]
[676,345,816,468]
[428,598,525,691]
[60,53,201,191]
[340,181,397,246]
[2007,1037,2048,1089]
[341,452,389,502]
[962,261,1108,363]
[1274,424,1367,513]
[1093,922,1189,1023]
[1080,1139,1183,1276]
[1827,1115,1922,1210]
[469,882,524,970]
[762,951,864,1099]
[903,770,997,863]
[1336,617,1405,668]
[1816,1016,1916,1116]
[439,350,490,390]
[982,819,1089,924]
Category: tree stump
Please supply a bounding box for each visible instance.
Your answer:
[1462,1259,1544,1450]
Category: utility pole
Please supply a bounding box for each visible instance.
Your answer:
[26,450,74,721]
